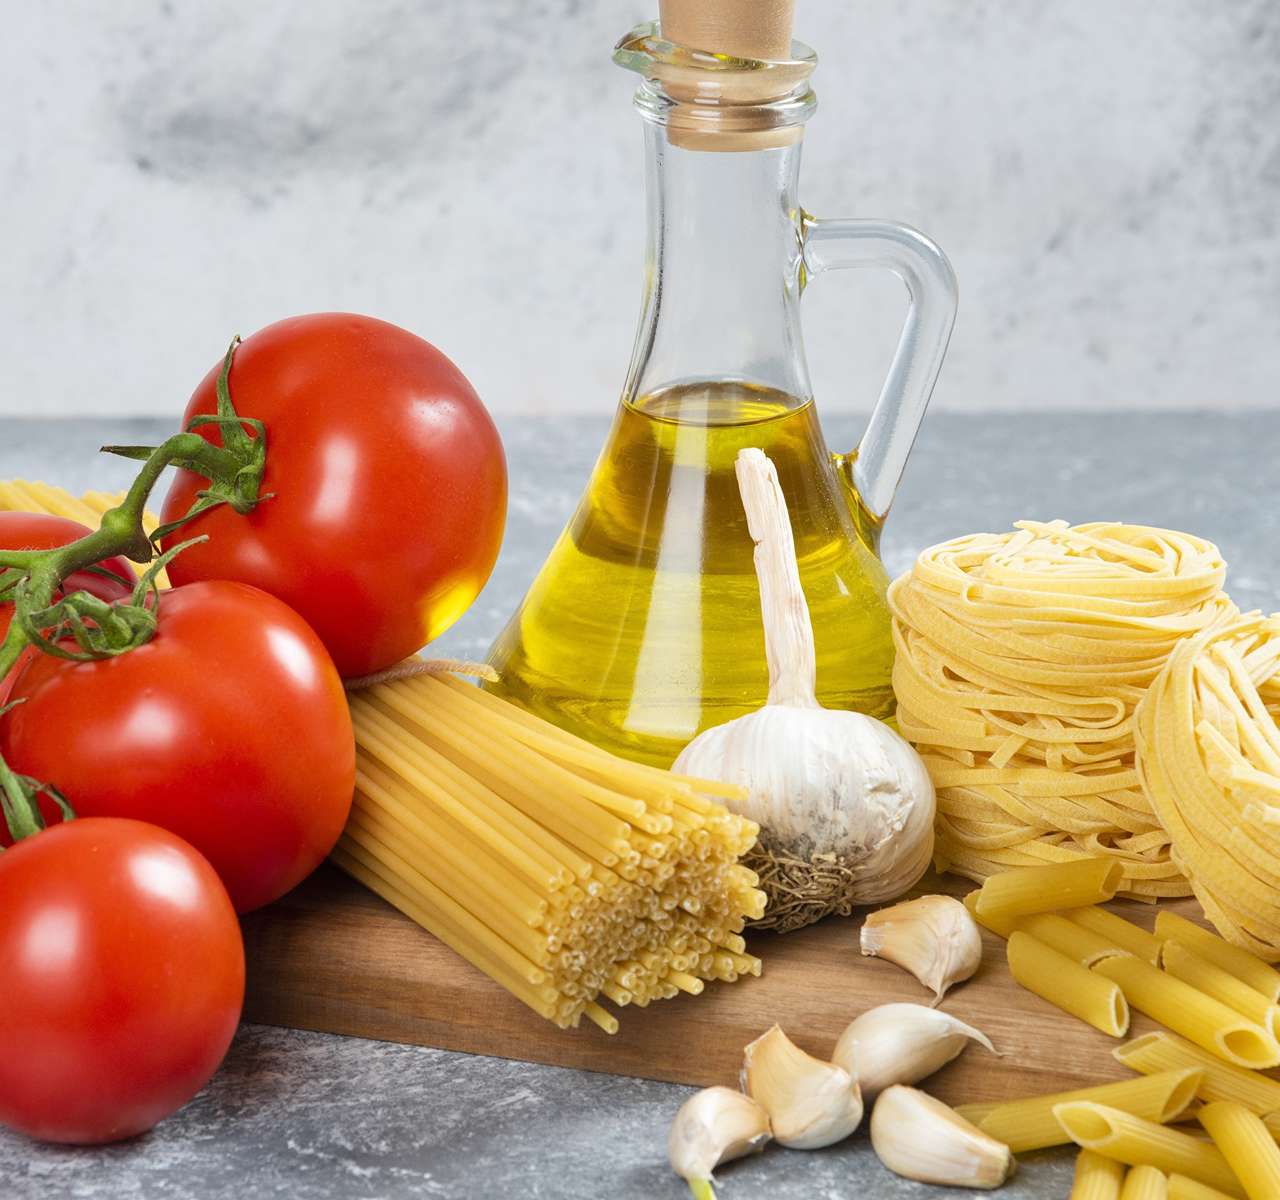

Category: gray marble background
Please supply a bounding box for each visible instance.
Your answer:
[4,1,1279,420]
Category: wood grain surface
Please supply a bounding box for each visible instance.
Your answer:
[240,865,1209,1103]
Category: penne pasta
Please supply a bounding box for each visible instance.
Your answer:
[1072,1149,1127,1200]
[1052,1102,1245,1198]
[1162,942,1280,1042]
[1155,914,1280,1005]
[1167,1177,1238,1200]
[1094,957,1280,1069]
[972,1069,1202,1153]
[1198,1102,1280,1200]
[976,859,1124,922]
[952,1099,1000,1125]
[1114,1032,1280,1115]
[1009,931,1129,1036]
[1071,907,1165,965]
[963,892,1127,965]
[1120,1165,1169,1200]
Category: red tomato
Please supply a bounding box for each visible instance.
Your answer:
[0,511,134,705]
[159,313,507,678]
[0,818,244,1144]
[2,580,355,912]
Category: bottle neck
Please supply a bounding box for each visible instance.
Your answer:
[622,125,813,416]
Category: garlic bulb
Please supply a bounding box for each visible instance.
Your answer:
[831,1003,996,1101]
[667,1086,771,1193]
[860,895,983,1003]
[870,1086,1015,1189]
[674,449,936,933]
[740,1024,863,1149]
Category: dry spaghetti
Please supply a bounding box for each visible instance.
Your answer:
[889,520,1235,899]
[1136,612,1280,959]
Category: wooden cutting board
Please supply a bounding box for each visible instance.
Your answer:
[241,865,1203,1103]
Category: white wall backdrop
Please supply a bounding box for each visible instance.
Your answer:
[4,1,1278,419]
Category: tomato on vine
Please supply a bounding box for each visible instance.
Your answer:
[2,580,355,912]
[159,313,507,678]
[0,818,244,1144]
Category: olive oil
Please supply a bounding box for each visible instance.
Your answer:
[485,384,895,766]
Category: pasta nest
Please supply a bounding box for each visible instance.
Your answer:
[889,520,1236,901]
[1136,613,1280,959]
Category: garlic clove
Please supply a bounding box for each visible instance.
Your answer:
[831,1002,998,1101]
[860,894,983,1003]
[740,1024,863,1149]
[870,1085,1016,1190]
[668,1085,771,1193]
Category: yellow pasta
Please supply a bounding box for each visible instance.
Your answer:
[1094,956,1280,1069]
[1198,1103,1280,1200]
[890,521,1233,899]
[964,890,1129,965]
[1052,1102,1244,1198]
[1155,913,1280,1002]
[1167,1177,1238,1200]
[338,670,765,1030]
[1071,906,1167,965]
[961,1068,1201,1153]
[975,858,1123,921]
[1120,1166,1169,1200]
[1136,616,1280,959]
[1008,931,1130,1036]
[1162,941,1280,1042]
[1114,1032,1280,1115]
[1073,1149,1127,1200]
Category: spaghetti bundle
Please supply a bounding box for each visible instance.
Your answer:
[889,520,1234,899]
[342,670,765,1032]
[1136,613,1280,959]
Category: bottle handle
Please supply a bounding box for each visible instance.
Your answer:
[801,215,958,524]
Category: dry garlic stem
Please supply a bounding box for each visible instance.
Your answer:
[870,1086,1015,1189]
[668,1086,771,1198]
[741,1025,863,1149]
[832,1003,997,1101]
[861,894,983,1003]
[674,449,935,933]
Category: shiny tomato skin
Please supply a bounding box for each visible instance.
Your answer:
[0,511,135,706]
[0,818,244,1144]
[159,313,507,678]
[2,580,355,912]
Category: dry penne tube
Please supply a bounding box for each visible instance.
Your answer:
[964,890,1128,962]
[1008,931,1130,1036]
[964,1069,1201,1153]
[1052,1102,1245,1199]
[1155,914,1280,1004]
[1094,956,1280,1069]
[1198,1102,1280,1200]
[1072,1148,1127,1200]
[1071,907,1165,965]
[1114,1032,1280,1115]
[975,859,1124,921]
[1162,941,1280,1042]
[1167,1176,1238,1200]
[1120,1165,1170,1200]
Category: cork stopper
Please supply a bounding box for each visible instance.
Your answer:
[658,0,795,63]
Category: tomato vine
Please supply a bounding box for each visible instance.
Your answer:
[0,337,268,844]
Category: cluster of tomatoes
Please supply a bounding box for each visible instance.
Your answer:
[0,313,506,1145]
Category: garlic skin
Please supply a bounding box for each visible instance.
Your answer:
[667,1086,771,1186]
[870,1086,1015,1189]
[674,449,936,932]
[860,895,983,1003]
[740,1024,863,1149]
[831,1003,997,1101]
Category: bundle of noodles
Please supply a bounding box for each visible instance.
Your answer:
[889,520,1235,900]
[1137,612,1280,957]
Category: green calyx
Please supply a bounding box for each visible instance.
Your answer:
[0,335,268,846]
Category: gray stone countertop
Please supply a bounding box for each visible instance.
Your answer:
[0,411,1276,1200]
